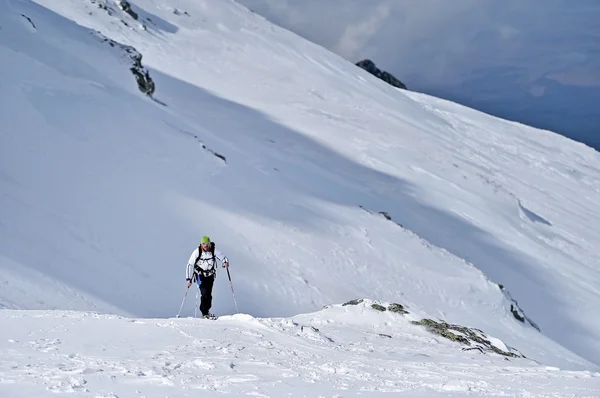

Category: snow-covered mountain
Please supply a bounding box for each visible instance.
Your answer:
[1,0,600,395]
[237,0,600,150]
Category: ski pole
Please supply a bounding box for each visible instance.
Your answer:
[226,267,239,313]
[195,284,199,318]
[176,286,190,318]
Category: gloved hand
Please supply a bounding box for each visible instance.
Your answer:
[223,261,230,269]
[186,278,192,288]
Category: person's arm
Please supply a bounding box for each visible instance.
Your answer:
[214,248,229,268]
[185,248,199,285]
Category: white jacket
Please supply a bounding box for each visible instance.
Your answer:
[186,246,229,280]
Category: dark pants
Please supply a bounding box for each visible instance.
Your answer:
[197,274,215,316]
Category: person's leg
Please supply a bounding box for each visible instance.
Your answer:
[199,275,215,316]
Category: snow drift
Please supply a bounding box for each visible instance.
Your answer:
[2,303,600,397]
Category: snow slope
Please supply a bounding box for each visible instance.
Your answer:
[2,304,600,397]
[1,0,600,379]
[237,0,600,150]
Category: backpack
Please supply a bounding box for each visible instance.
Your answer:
[193,242,216,277]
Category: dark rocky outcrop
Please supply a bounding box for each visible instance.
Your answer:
[342,298,364,306]
[94,32,155,97]
[412,318,526,358]
[91,0,115,16]
[356,59,407,90]
[344,299,410,315]
[341,298,526,359]
[118,0,138,20]
[201,143,227,163]
[498,284,540,331]
[358,205,404,228]
[20,14,36,29]
[128,53,155,96]
[387,303,409,315]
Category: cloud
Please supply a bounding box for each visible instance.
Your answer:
[334,2,393,59]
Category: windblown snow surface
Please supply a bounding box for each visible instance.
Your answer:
[2,303,600,397]
[1,0,600,396]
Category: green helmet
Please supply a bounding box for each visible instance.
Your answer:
[200,236,211,244]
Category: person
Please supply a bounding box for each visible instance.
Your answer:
[185,236,230,319]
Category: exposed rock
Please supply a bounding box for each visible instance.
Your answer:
[342,299,409,315]
[342,298,364,306]
[118,0,138,20]
[91,0,114,16]
[298,324,335,343]
[356,59,407,90]
[20,14,36,29]
[335,299,526,359]
[498,284,540,331]
[358,205,403,228]
[173,9,190,16]
[412,318,525,358]
[94,32,155,97]
[379,211,392,220]
[129,65,155,96]
[387,303,409,315]
[201,144,227,163]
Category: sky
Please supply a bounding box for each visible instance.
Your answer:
[238,0,600,149]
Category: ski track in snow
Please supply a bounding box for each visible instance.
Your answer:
[1,308,599,397]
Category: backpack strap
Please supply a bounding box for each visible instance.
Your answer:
[194,245,202,265]
[193,244,217,277]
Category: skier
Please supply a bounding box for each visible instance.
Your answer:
[185,236,230,319]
